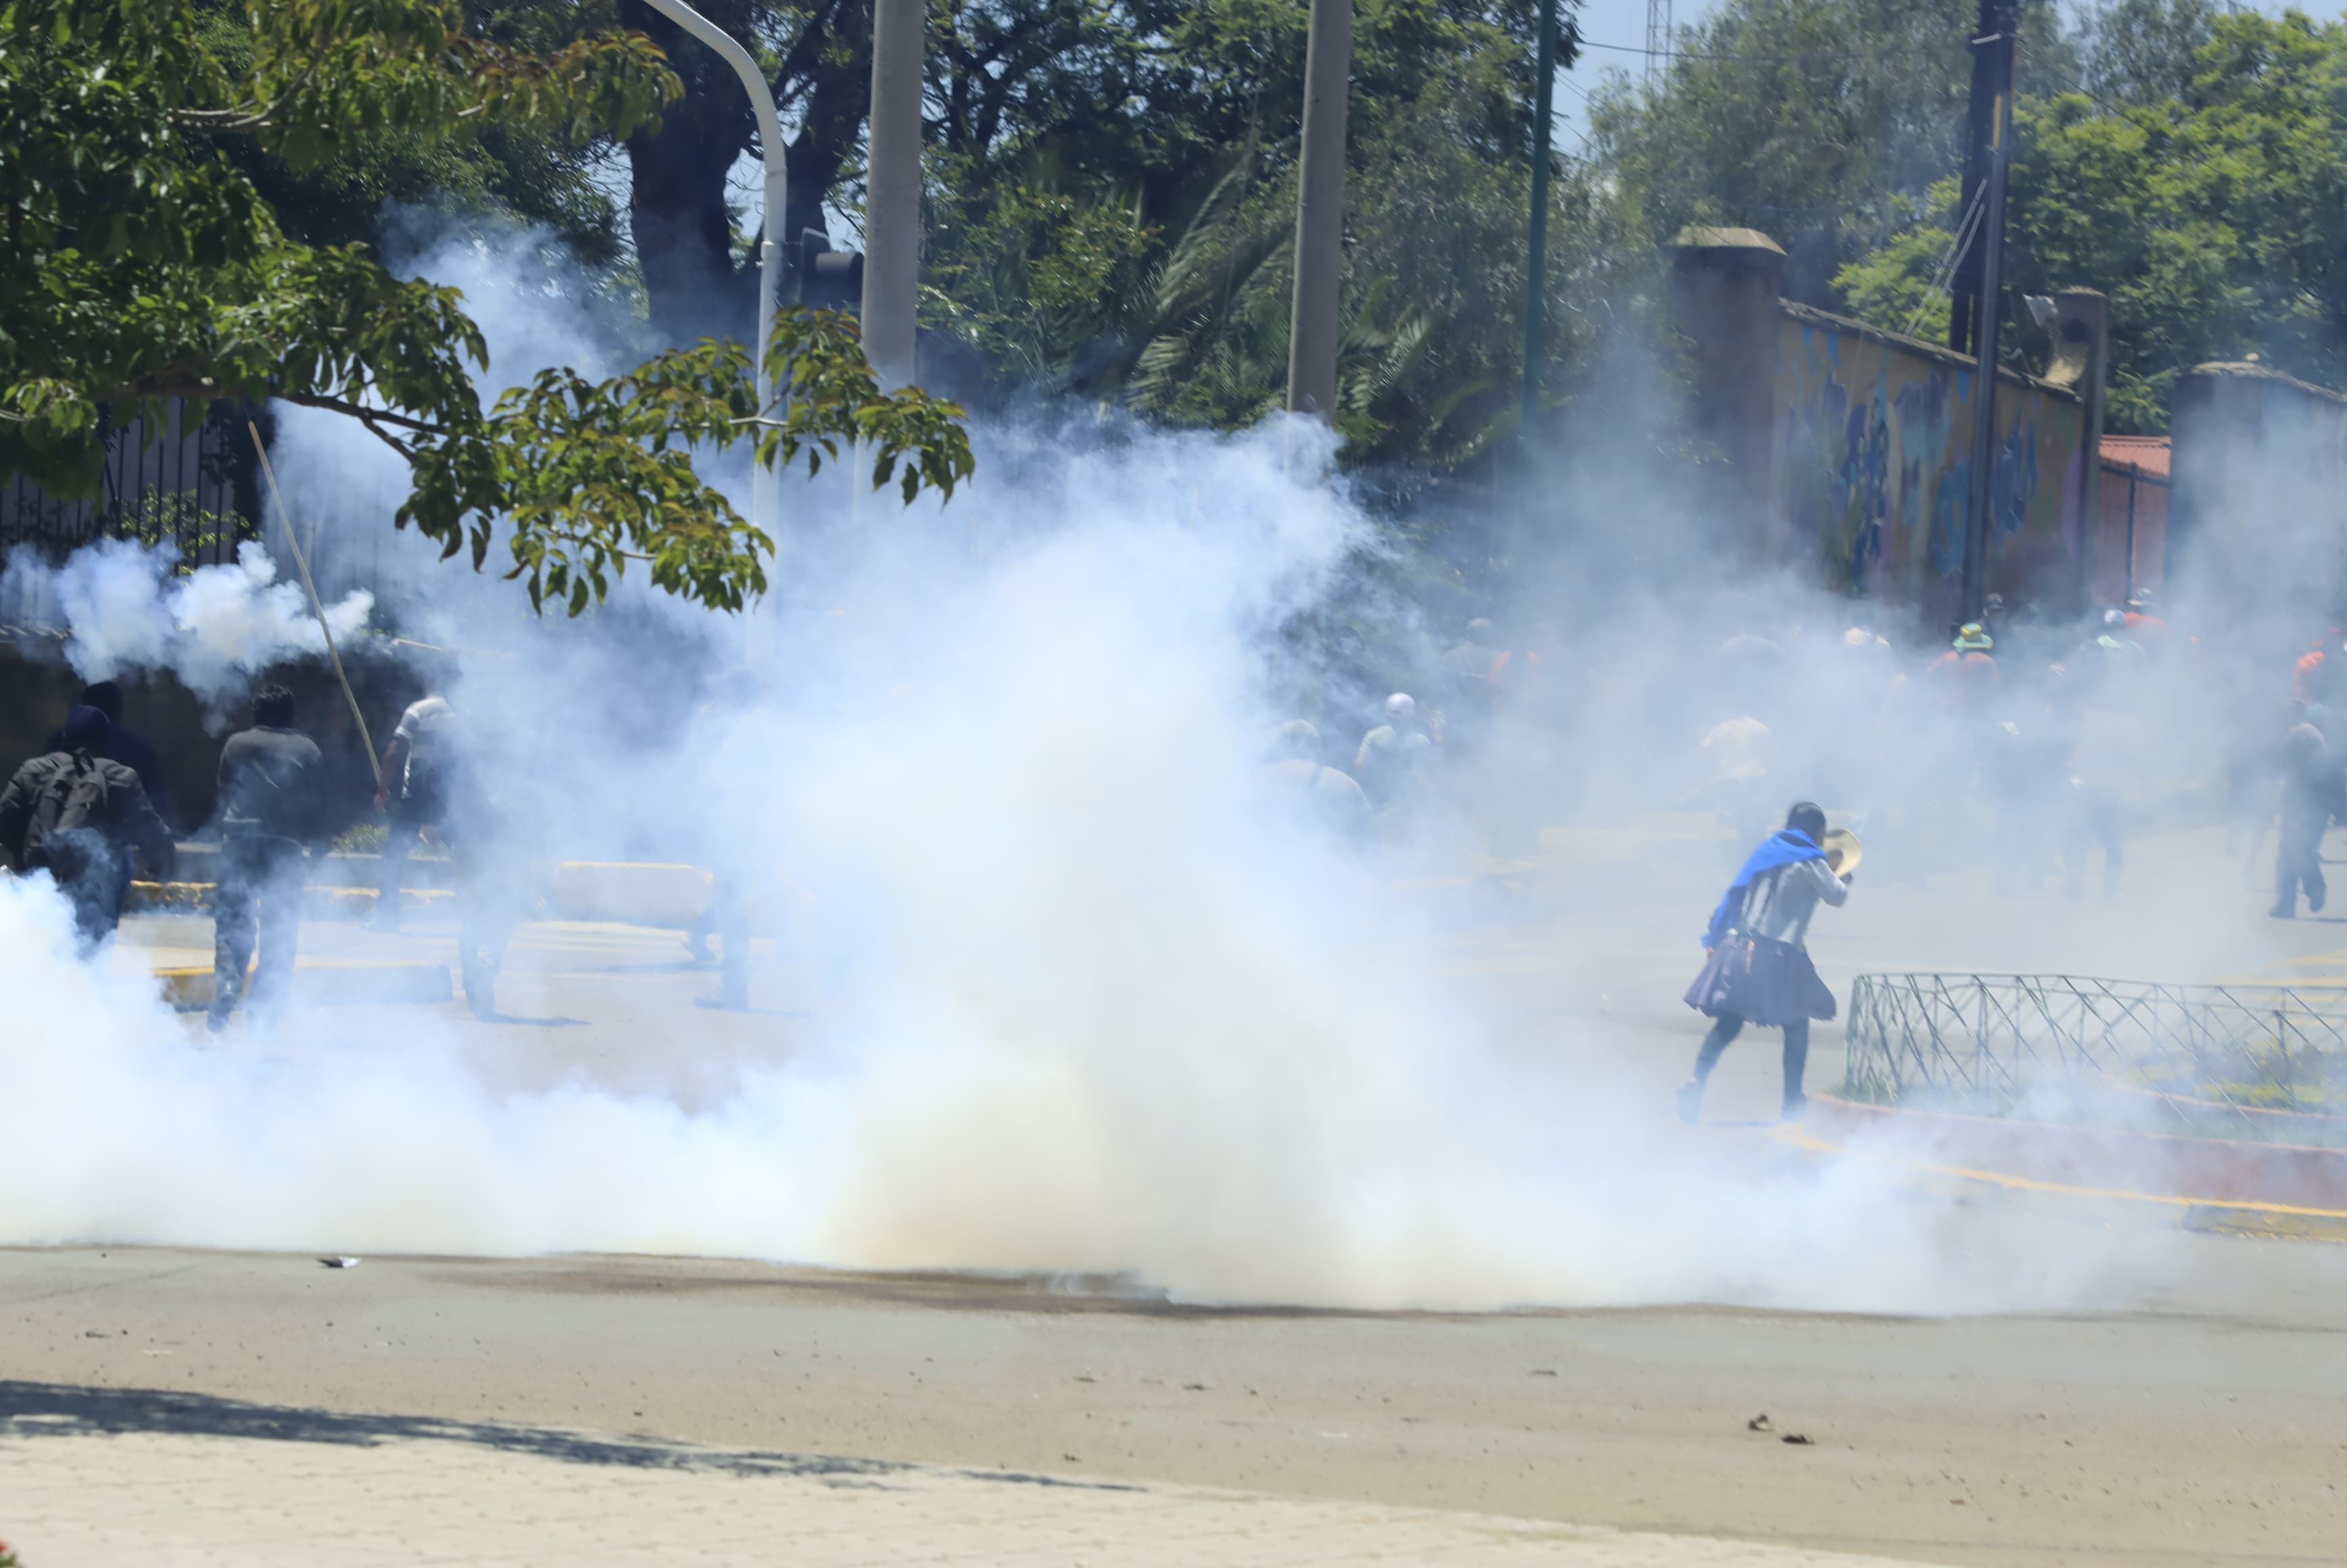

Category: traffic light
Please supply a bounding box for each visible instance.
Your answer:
[794,230,864,310]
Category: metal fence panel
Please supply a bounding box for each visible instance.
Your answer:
[1845,972,2346,1134]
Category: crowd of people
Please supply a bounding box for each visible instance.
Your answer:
[1257,583,2347,931]
[0,664,540,1026]
[7,584,2346,1038]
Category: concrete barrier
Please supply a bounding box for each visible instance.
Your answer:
[154,959,454,1012]
[128,882,455,921]
[138,861,737,931]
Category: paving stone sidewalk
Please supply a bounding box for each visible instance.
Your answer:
[0,1423,1950,1568]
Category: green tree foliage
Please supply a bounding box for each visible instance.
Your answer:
[1838,9,2347,431]
[915,0,1628,468]
[1585,0,2075,309]
[2077,0,2223,105]
[1,0,975,612]
[195,0,639,289]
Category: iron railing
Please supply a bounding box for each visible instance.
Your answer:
[1844,972,2347,1136]
[1,399,261,572]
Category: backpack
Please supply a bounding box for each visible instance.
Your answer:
[24,752,110,883]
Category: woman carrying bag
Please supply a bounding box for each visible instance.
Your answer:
[1679,802,1855,1124]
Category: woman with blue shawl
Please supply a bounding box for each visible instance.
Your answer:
[1679,802,1850,1124]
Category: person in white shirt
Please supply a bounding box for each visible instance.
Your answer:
[372,665,456,932]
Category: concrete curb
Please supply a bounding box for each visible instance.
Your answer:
[1808,1095,2347,1208]
[153,960,454,1012]
[1774,1111,2347,1242]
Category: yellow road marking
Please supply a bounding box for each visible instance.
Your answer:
[1769,1124,2347,1221]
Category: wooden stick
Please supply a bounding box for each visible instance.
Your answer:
[247,422,385,794]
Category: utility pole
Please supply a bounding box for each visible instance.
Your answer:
[1521,0,1559,443]
[1958,4,2016,623]
[1947,0,2002,357]
[1645,0,1672,78]
[1286,0,1352,418]
[635,0,787,541]
[864,0,925,389]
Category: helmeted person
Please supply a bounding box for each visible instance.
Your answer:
[210,683,329,1031]
[1352,693,1435,814]
[2272,722,2338,919]
[1259,719,1375,844]
[1678,802,1851,1124]
[1922,622,2000,709]
[0,704,175,947]
[2123,588,2167,648]
[2092,607,2146,660]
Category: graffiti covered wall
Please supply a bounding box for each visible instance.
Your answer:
[1769,303,2086,626]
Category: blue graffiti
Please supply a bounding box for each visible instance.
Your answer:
[1932,460,1970,579]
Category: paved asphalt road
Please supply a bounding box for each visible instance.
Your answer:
[4,819,2339,1565]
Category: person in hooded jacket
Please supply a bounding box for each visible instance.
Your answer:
[1,704,175,946]
[43,680,172,829]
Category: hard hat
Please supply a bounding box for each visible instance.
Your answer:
[1385,693,1417,720]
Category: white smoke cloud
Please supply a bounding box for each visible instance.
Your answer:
[0,222,2227,1318]
[4,538,373,706]
[0,408,2147,1315]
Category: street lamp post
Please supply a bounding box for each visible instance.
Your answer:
[1957,7,2014,624]
[1286,0,1351,418]
[864,0,925,389]
[1520,0,1559,445]
[637,0,788,544]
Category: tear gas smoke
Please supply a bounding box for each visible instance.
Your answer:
[0,410,2160,1314]
[4,225,2277,1315]
[1,539,372,713]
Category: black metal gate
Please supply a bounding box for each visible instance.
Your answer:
[1,400,264,570]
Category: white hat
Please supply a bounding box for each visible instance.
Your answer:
[1385,693,1417,720]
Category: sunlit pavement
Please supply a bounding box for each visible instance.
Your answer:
[0,1422,1956,1568]
[5,1243,2344,1568]
[43,820,2347,1566]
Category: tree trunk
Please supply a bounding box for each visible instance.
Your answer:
[618,0,756,349]
[781,0,875,253]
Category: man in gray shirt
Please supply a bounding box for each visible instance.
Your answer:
[210,684,328,1031]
